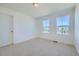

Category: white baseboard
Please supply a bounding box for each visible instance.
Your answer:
[13,36,37,45]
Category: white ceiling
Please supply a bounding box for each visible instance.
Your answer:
[0,3,76,18]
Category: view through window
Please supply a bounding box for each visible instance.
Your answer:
[42,19,50,33]
[56,15,69,35]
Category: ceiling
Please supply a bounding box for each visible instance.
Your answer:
[0,3,76,18]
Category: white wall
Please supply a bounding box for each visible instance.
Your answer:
[75,4,79,53]
[14,15,36,44]
[0,6,36,44]
[36,8,75,45]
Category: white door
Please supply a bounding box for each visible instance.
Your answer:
[0,13,13,47]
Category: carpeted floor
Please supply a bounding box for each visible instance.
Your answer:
[0,38,78,56]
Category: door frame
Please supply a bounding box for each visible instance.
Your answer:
[0,13,14,47]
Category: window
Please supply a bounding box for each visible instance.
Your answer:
[42,19,50,33]
[56,15,69,35]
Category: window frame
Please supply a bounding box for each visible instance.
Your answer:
[42,19,50,33]
[56,15,70,35]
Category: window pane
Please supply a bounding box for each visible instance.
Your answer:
[57,27,63,34]
[56,16,69,26]
[57,26,69,35]
[42,19,50,33]
[43,27,50,33]
[56,17,62,26]
[63,26,69,35]
[56,15,69,35]
[43,19,50,27]
[62,16,69,25]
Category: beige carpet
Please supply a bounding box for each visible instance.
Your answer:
[0,38,78,56]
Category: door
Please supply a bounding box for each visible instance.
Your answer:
[0,13,13,47]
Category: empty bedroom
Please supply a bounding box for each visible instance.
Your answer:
[0,3,79,56]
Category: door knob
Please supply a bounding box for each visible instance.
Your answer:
[11,30,13,32]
